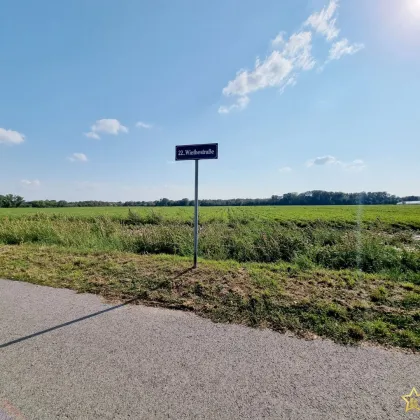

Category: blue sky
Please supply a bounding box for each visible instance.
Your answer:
[1,0,419,201]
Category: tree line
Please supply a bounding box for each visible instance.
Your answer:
[0,191,418,208]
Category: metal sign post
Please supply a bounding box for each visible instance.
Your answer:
[193,160,199,268]
[175,143,218,268]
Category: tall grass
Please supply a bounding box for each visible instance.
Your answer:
[0,211,419,281]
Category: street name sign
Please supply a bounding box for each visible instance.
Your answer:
[175,143,218,161]
[175,143,219,268]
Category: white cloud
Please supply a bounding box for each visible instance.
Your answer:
[0,128,25,145]
[219,32,314,113]
[219,0,363,113]
[21,179,40,187]
[279,166,292,173]
[305,0,340,41]
[271,31,286,48]
[328,38,364,61]
[84,131,100,140]
[222,32,313,98]
[307,155,366,171]
[92,119,128,135]
[283,32,315,71]
[68,153,88,163]
[218,0,364,114]
[136,121,153,129]
[222,53,293,98]
[218,96,250,114]
[84,119,128,139]
[307,155,339,166]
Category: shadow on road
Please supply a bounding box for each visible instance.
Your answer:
[0,267,194,349]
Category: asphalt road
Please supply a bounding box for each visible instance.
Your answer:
[0,279,418,420]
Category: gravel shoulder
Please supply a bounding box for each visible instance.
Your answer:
[0,279,418,419]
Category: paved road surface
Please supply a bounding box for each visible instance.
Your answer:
[0,279,418,419]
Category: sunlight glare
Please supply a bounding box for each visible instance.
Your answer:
[406,0,420,18]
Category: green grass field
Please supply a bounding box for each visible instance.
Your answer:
[1,205,419,350]
[1,205,420,228]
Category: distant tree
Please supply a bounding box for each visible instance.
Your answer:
[0,194,24,208]
[157,198,170,206]
[180,198,190,206]
[401,196,420,202]
[0,190,411,208]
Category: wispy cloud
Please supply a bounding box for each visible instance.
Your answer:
[328,38,364,61]
[279,76,297,94]
[304,0,339,41]
[279,166,292,173]
[84,131,100,140]
[0,128,25,145]
[136,121,153,129]
[84,119,128,139]
[219,32,313,114]
[271,32,286,48]
[68,153,88,163]
[218,96,250,114]
[21,179,40,187]
[344,159,366,171]
[307,155,366,171]
[219,0,363,113]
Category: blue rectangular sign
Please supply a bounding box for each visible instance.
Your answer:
[176,143,218,161]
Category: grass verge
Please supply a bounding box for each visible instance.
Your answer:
[0,215,419,279]
[0,244,419,351]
